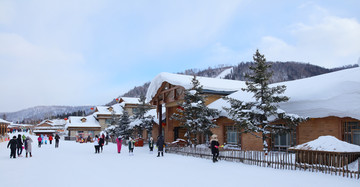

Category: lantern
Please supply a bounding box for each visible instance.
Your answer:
[161,122,166,127]
[64,118,68,121]
[90,107,94,110]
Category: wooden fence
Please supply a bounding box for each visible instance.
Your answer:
[166,147,360,179]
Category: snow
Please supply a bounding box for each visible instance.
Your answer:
[209,67,360,120]
[1,132,359,187]
[118,97,141,104]
[0,118,11,124]
[65,115,100,128]
[145,72,246,103]
[289,136,360,153]
[94,103,124,115]
[215,67,233,79]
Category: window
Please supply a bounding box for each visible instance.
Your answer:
[272,131,296,151]
[132,108,139,115]
[226,126,240,145]
[343,121,360,146]
[105,119,112,125]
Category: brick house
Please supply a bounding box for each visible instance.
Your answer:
[208,67,360,151]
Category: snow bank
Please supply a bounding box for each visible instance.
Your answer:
[145,72,246,103]
[290,136,360,152]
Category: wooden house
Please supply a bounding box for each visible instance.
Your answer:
[145,72,245,143]
[0,118,10,142]
[65,115,101,141]
[33,119,65,136]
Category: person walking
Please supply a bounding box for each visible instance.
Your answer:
[210,134,220,163]
[156,136,164,157]
[44,135,48,144]
[149,137,154,152]
[17,134,23,157]
[93,135,100,154]
[25,136,33,158]
[22,134,26,142]
[116,136,122,154]
[99,135,104,153]
[49,135,53,144]
[128,137,135,156]
[7,136,18,159]
[105,134,109,145]
[55,134,60,148]
[38,135,42,148]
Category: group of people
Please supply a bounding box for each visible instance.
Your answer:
[93,134,165,157]
[37,134,60,148]
[7,134,33,158]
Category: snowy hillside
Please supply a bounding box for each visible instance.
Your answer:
[0,106,93,123]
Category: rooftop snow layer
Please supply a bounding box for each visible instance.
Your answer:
[118,97,141,104]
[289,136,360,152]
[0,118,11,124]
[95,103,124,115]
[209,67,360,120]
[65,115,100,128]
[145,72,246,103]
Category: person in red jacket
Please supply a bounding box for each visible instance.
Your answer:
[38,135,42,148]
[49,135,53,144]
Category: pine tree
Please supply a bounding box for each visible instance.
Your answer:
[225,49,306,152]
[172,75,219,146]
[132,95,154,138]
[115,107,132,139]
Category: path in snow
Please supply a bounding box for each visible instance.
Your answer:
[0,133,359,187]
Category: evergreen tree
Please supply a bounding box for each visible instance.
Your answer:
[131,95,154,138]
[115,107,132,139]
[225,50,306,152]
[172,75,219,146]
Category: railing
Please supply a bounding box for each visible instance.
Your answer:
[166,146,360,179]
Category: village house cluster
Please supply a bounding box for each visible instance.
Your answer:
[1,67,359,153]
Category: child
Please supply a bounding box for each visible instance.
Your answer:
[128,137,135,156]
[149,137,154,152]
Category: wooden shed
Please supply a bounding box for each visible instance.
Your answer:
[289,136,360,167]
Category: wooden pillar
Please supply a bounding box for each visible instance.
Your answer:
[158,104,162,137]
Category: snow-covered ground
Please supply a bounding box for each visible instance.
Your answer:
[1,133,359,187]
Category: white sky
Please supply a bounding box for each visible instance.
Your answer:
[0,0,359,112]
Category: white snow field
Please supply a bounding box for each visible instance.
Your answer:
[1,133,358,187]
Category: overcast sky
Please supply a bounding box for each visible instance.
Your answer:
[1,0,359,113]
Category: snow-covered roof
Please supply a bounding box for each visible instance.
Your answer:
[289,136,360,153]
[118,97,141,105]
[94,103,124,116]
[145,72,246,103]
[65,115,101,129]
[0,118,11,124]
[209,67,360,120]
[38,119,66,127]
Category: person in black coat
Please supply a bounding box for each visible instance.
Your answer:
[55,134,60,148]
[99,136,105,153]
[7,136,18,158]
[17,134,23,157]
[210,134,220,163]
[156,136,164,157]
